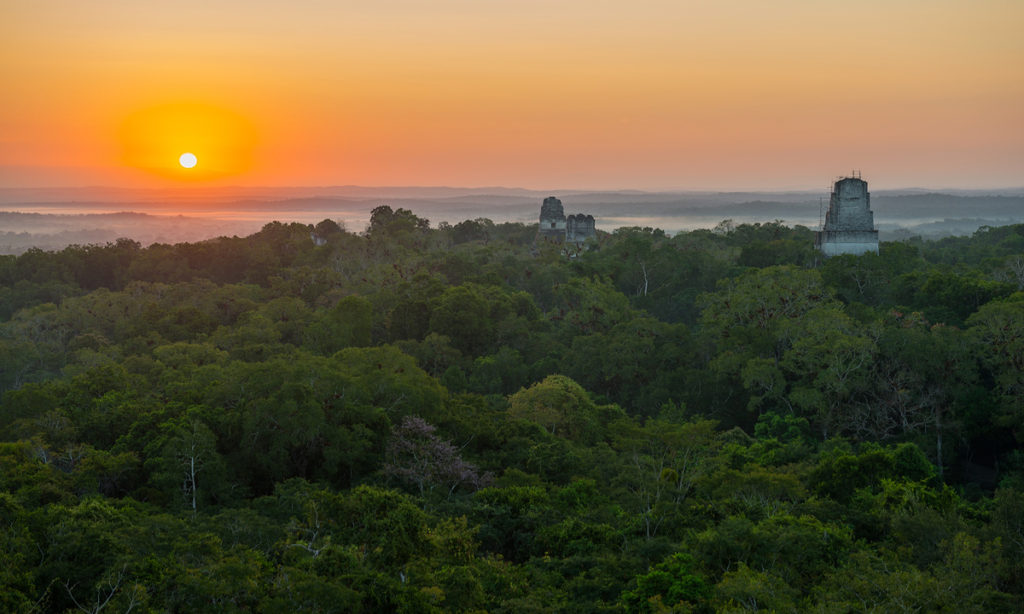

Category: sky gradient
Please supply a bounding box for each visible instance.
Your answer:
[2,0,1022,191]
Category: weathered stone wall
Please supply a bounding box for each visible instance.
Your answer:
[539,196,567,239]
[815,230,879,256]
[537,196,596,245]
[816,177,879,256]
[824,178,875,231]
[566,214,596,244]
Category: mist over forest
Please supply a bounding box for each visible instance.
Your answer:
[4,0,1023,607]
[3,186,1024,255]
[2,202,1024,611]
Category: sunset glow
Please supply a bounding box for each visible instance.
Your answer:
[118,103,253,181]
[2,0,1022,190]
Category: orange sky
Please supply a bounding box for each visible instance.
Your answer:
[1,0,1022,191]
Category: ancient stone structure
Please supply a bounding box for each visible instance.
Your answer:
[566,214,596,244]
[538,197,596,245]
[538,196,567,240]
[815,175,879,256]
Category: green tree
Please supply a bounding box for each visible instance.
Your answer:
[967,294,1024,442]
[145,415,227,512]
[428,283,538,356]
[712,562,797,613]
[507,375,601,441]
[621,553,710,613]
[612,418,719,539]
[305,295,373,355]
[779,306,876,439]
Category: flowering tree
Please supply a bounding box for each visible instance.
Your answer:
[384,415,491,497]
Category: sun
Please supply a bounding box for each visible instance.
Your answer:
[119,103,256,181]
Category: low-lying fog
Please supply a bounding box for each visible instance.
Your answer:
[3,186,1023,255]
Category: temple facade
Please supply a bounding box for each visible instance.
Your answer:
[538,197,596,245]
[538,196,567,240]
[815,176,879,256]
[566,214,596,244]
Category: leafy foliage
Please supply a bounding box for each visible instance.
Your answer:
[2,217,1023,611]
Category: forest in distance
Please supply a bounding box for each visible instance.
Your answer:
[2,206,1024,612]
[3,185,1024,255]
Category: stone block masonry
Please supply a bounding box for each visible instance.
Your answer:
[538,196,567,240]
[566,214,596,244]
[538,197,596,245]
[815,176,879,256]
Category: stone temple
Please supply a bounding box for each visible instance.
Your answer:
[538,197,567,240]
[538,196,596,245]
[815,175,879,256]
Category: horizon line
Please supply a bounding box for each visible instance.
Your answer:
[3,183,1024,195]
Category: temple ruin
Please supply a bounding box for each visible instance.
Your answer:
[538,196,596,245]
[538,196,567,240]
[566,214,596,244]
[815,174,879,256]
